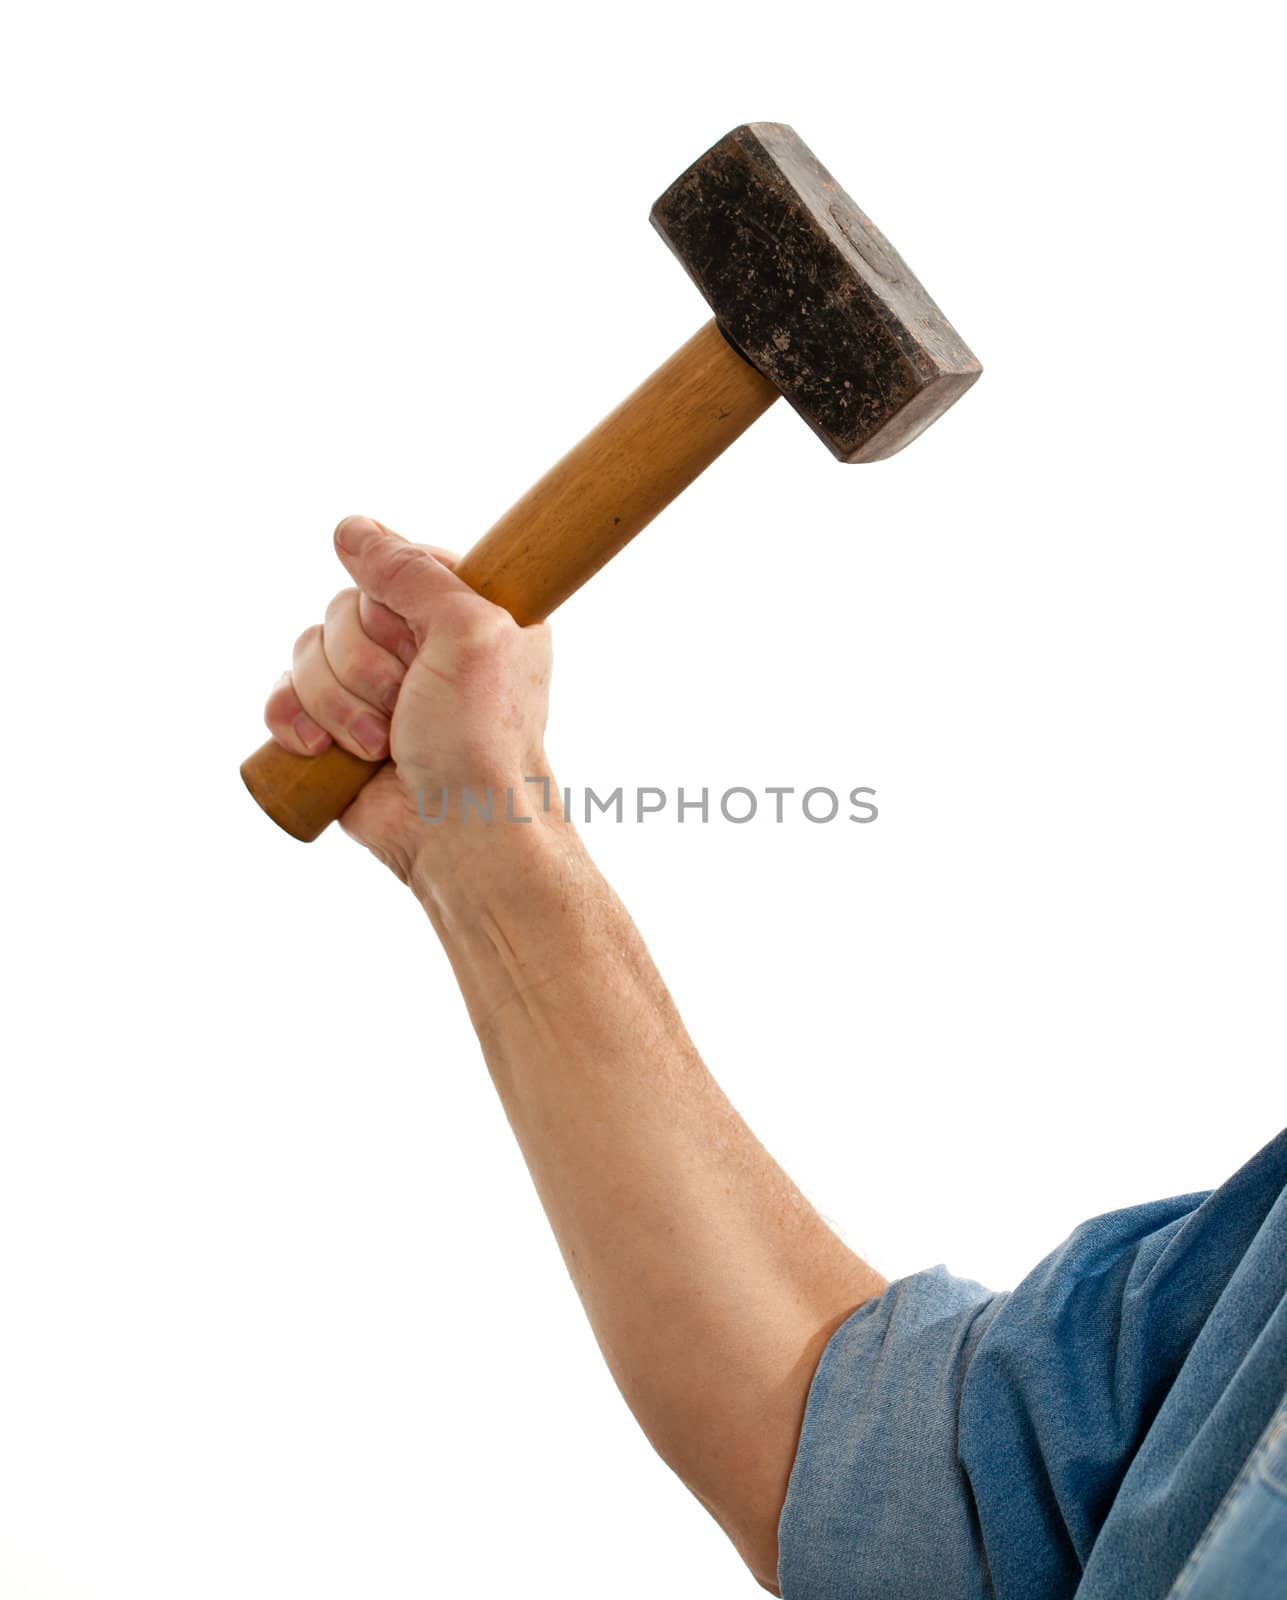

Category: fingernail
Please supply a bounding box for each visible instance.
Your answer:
[335,515,378,554]
[352,713,387,758]
[294,713,329,753]
[380,678,402,713]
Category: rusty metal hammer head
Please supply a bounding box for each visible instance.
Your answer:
[651,123,981,463]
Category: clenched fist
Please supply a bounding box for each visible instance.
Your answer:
[264,516,554,883]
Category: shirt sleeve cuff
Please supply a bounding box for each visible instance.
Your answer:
[776,1266,1003,1600]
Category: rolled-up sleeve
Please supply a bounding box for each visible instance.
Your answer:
[777,1266,1004,1599]
[776,1130,1287,1600]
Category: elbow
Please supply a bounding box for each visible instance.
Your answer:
[686,1479,783,1597]
[731,1508,783,1594]
[753,1560,783,1596]
[727,1515,783,1594]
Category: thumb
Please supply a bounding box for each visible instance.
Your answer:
[333,516,469,637]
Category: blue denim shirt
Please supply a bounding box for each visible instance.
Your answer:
[777,1129,1287,1598]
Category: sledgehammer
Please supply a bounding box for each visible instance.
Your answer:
[240,122,981,841]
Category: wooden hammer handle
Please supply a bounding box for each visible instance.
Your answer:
[240,320,778,841]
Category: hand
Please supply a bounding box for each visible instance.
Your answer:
[263,516,554,882]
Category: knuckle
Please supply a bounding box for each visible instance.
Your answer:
[263,680,301,738]
[331,630,394,697]
[382,542,426,586]
[455,606,511,655]
[264,677,295,718]
[316,687,353,729]
[293,623,322,658]
[325,586,360,621]
[350,636,386,678]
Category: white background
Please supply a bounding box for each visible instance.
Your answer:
[2,1,1283,1595]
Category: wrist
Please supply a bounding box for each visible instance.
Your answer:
[407,770,584,933]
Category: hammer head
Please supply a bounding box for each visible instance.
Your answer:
[651,124,981,463]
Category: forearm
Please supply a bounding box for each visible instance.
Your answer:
[266,519,884,1586]
[411,804,884,1589]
